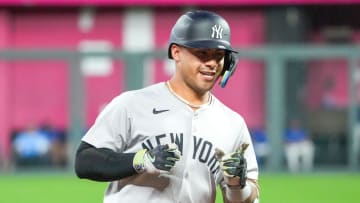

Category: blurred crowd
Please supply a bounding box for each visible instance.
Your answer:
[250,118,315,173]
[9,123,67,169]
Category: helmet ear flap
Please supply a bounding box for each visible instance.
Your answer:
[219,52,238,88]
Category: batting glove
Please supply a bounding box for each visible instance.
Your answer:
[216,144,249,188]
[133,143,181,174]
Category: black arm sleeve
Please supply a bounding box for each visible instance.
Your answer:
[75,141,137,181]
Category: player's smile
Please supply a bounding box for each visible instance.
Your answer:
[199,69,217,81]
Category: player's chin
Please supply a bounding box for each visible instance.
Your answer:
[196,73,219,89]
[197,79,217,91]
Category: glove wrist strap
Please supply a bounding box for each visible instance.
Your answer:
[133,149,147,173]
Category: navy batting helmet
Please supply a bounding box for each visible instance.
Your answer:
[168,10,238,87]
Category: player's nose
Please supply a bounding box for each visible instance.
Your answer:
[204,58,218,70]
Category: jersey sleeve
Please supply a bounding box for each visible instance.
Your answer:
[81,92,132,152]
[238,118,259,181]
[215,114,259,184]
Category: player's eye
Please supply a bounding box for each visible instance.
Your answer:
[214,52,225,61]
[192,50,208,60]
[187,48,225,62]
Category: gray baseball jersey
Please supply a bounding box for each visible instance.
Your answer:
[82,82,258,203]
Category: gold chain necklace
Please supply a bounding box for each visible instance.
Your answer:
[166,81,211,108]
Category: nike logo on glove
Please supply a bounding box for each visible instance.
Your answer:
[153,108,169,114]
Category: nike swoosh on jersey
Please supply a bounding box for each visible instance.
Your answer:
[152,108,169,114]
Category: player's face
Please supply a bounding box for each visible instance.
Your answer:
[172,45,225,94]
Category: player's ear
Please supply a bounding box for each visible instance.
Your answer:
[171,44,181,61]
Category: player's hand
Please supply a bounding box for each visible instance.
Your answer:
[133,143,181,174]
[215,144,248,188]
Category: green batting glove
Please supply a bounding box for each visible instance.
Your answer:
[216,144,249,188]
[133,143,181,174]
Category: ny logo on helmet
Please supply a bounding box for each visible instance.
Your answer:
[211,25,223,39]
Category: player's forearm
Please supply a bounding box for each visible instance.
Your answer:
[222,179,259,203]
[75,141,137,181]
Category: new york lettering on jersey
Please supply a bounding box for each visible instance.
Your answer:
[141,133,221,176]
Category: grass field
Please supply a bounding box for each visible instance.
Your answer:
[0,172,359,203]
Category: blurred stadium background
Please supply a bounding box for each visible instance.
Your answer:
[0,0,360,202]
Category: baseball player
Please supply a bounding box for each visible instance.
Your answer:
[75,10,260,203]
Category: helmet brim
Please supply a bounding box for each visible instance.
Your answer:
[183,40,238,53]
[167,41,238,59]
